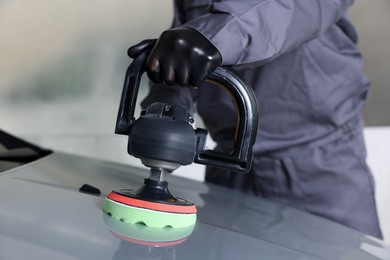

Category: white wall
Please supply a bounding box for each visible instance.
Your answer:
[349,0,390,125]
[365,128,390,242]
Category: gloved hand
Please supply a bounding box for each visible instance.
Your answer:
[128,27,222,87]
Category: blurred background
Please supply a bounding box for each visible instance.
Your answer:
[1,0,389,241]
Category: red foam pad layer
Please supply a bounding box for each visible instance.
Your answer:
[107,192,197,214]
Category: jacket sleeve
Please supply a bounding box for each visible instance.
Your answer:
[183,0,355,65]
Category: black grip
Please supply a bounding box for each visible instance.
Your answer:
[194,67,258,173]
[115,50,150,135]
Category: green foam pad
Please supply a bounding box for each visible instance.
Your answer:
[103,198,197,228]
[103,213,195,243]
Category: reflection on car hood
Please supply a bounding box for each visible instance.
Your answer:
[0,152,389,260]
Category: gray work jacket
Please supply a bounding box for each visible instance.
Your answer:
[142,0,369,156]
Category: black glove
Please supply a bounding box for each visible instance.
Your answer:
[128,27,222,87]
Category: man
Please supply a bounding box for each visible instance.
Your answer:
[128,0,383,238]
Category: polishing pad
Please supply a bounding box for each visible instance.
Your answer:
[103,213,195,247]
[103,191,197,228]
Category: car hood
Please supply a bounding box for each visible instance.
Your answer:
[0,152,389,260]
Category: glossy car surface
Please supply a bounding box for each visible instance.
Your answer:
[1,147,390,259]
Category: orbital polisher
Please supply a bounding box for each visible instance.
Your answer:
[103,49,258,229]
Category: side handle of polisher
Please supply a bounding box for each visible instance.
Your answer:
[194,67,259,173]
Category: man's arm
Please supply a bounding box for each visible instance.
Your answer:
[183,0,354,65]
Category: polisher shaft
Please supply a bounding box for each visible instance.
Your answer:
[148,168,168,182]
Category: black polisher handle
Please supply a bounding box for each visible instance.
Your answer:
[115,49,150,135]
[195,68,259,173]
